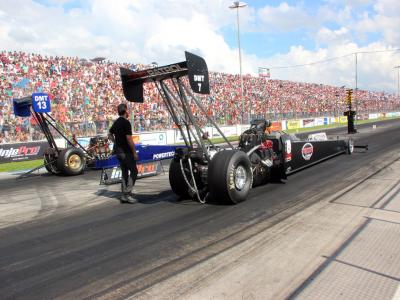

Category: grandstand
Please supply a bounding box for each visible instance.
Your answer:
[1,50,399,143]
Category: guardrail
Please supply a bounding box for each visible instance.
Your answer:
[2,112,399,163]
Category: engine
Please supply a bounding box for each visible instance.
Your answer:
[88,136,112,159]
[238,119,276,186]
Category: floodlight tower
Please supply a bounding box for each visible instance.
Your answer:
[395,65,400,97]
[229,1,247,124]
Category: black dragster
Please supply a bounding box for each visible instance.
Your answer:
[120,52,354,204]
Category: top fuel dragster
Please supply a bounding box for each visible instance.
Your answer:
[120,51,354,204]
[13,94,183,177]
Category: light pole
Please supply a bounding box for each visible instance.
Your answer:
[229,1,247,124]
[395,65,400,97]
[354,52,358,118]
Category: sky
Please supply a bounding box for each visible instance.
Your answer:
[0,0,399,93]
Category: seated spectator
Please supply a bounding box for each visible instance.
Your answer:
[0,50,399,143]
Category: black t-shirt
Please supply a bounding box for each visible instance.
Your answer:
[109,116,133,153]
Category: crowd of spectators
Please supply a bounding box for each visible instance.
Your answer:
[1,50,399,143]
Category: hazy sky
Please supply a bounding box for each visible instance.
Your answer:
[0,0,399,92]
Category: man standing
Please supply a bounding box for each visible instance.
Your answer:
[109,103,138,203]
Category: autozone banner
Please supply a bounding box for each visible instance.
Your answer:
[0,141,49,163]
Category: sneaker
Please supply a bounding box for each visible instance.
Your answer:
[120,194,137,204]
[126,193,138,203]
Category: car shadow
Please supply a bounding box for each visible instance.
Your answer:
[95,188,200,205]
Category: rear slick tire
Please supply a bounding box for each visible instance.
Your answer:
[57,148,86,176]
[208,150,252,205]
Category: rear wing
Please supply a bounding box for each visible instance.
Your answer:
[13,96,32,117]
[120,51,210,102]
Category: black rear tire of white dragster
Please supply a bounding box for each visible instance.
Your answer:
[169,159,191,198]
[208,150,253,204]
[57,148,86,176]
[347,138,354,154]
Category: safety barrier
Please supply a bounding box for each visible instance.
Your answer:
[2,112,399,164]
[0,141,49,163]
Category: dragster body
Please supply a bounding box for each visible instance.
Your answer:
[13,95,185,177]
[120,52,354,204]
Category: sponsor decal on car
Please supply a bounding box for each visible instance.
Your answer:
[147,64,184,76]
[285,140,292,162]
[301,143,314,160]
[152,151,175,160]
[308,132,327,141]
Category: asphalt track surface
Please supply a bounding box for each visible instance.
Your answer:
[0,119,399,299]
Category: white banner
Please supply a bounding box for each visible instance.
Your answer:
[220,126,238,137]
[258,67,270,78]
[303,119,315,128]
[386,112,400,117]
[369,113,378,119]
[139,132,167,145]
[314,118,325,126]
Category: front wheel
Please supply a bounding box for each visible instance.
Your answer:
[347,138,354,154]
[57,148,86,176]
[208,150,253,204]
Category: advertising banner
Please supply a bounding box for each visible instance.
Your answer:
[369,113,378,119]
[76,137,91,148]
[357,114,369,120]
[175,130,202,143]
[386,112,400,117]
[314,118,325,126]
[210,128,221,138]
[287,120,301,130]
[270,121,282,132]
[220,126,238,137]
[138,132,167,145]
[302,119,315,128]
[281,121,287,131]
[0,141,49,163]
[258,67,270,78]
[100,161,162,185]
[133,135,140,143]
[339,116,348,123]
